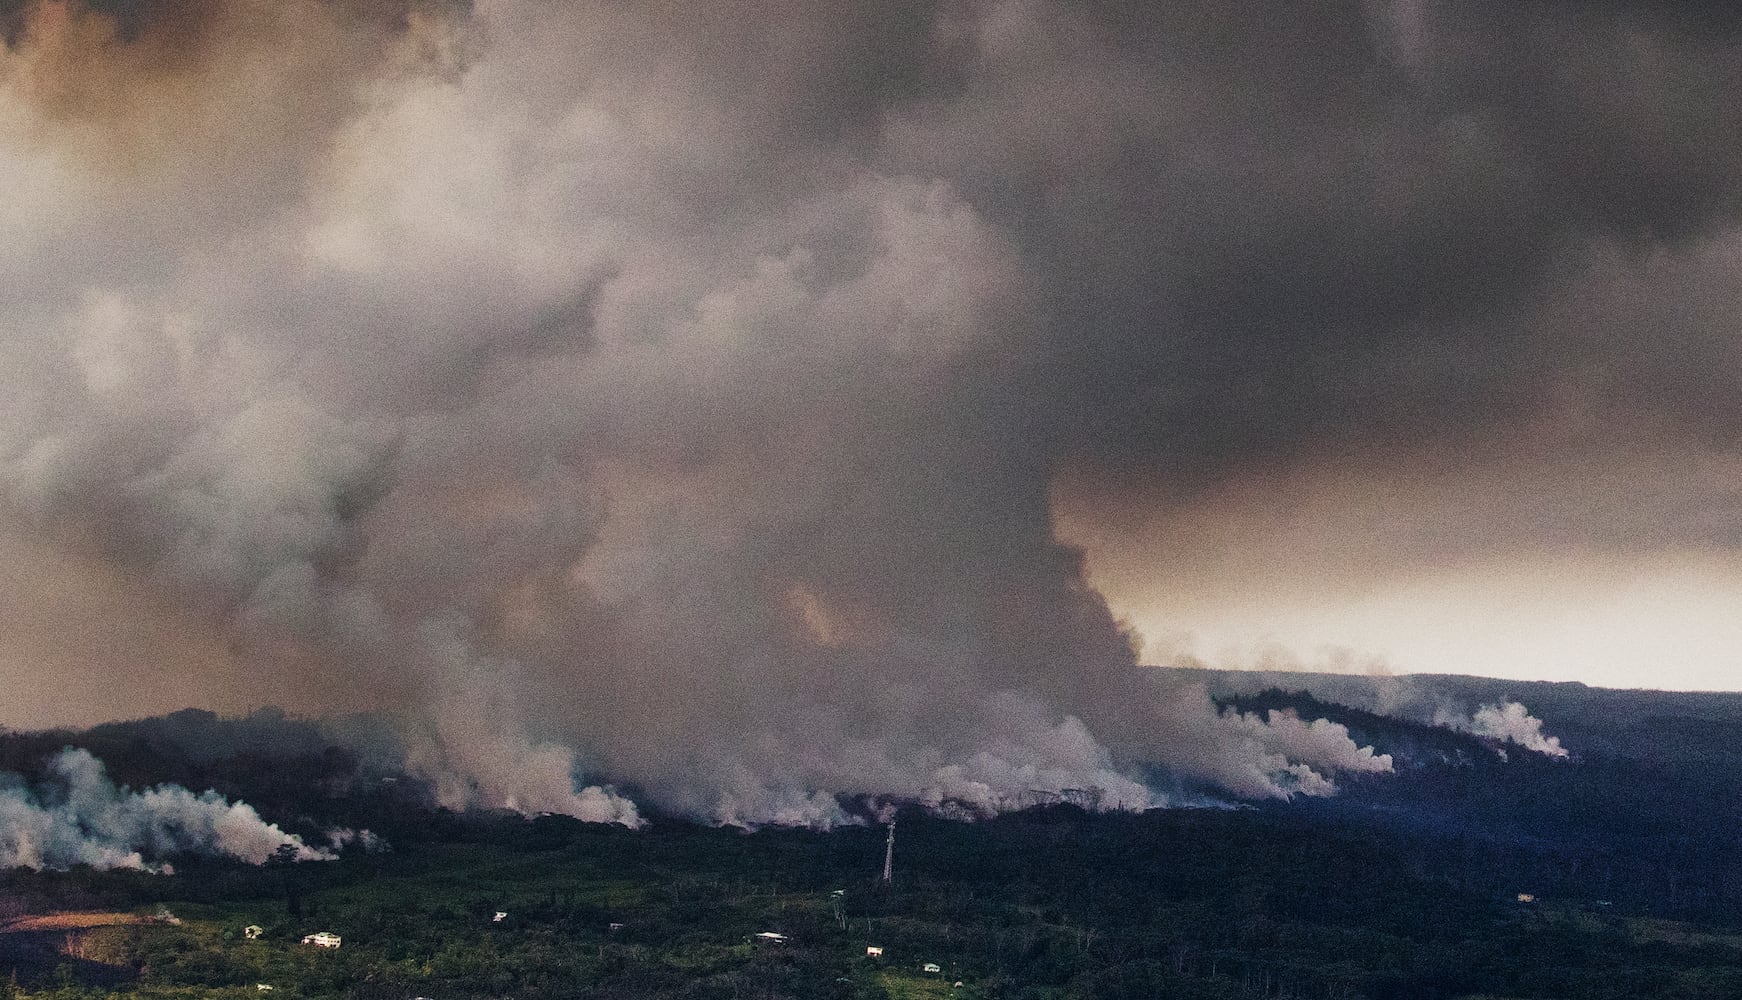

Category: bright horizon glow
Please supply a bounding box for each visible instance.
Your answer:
[1091,549,1742,693]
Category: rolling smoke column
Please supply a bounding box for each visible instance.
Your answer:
[882,820,895,883]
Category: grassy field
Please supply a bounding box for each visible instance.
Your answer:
[877,969,965,999]
[6,808,1742,999]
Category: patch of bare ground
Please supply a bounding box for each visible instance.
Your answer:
[0,912,148,933]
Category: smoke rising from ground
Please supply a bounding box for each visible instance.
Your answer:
[1438,702,1570,759]
[1159,668,1577,763]
[6,2,1724,822]
[0,749,329,870]
[1224,709,1396,790]
[402,620,642,826]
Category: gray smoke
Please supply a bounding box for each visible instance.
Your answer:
[0,749,330,871]
[23,0,1729,824]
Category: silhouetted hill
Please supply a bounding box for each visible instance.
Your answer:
[1189,676,1742,920]
[11,684,1742,997]
[13,672,1742,921]
[1157,665,1742,766]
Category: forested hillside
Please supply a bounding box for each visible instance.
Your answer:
[7,682,1742,999]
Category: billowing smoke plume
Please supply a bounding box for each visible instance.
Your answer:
[0,749,330,870]
[403,620,642,825]
[42,0,1726,826]
[1223,709,1395,795]
[1437,702,1570,759]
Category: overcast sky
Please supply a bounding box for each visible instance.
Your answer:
[2,0,1739,817]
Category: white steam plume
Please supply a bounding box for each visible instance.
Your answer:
[1436,702,1570,758]
[325,827,388,852]
[1198,708,1394,799]
[1224,709,1395,787]
[0,749,331,871]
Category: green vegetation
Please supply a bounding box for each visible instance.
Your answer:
[876,970,958,999]
[11,688,1742,999]
[7,808,1742,999]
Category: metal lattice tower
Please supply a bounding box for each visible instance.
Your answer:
[881,820,895,883]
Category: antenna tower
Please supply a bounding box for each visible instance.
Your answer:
[881,820,895,883]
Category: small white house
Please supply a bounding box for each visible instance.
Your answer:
[922,962,942,974]
[493,912,508,923]
[301,932,342,949]
[753,932,789,944]
[865,946,884,958]
[243,925,264,940]
[609,922,625,932]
